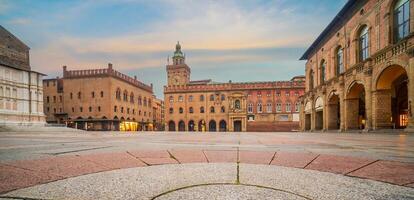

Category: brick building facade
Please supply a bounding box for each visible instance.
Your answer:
[164,42,305,132]
[0,25,45,126]
[43,64,161,131]
[299,0,414,132]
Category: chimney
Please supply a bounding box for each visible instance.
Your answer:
[108,63,113,69]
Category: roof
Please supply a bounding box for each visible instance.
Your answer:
[299,0,359,60]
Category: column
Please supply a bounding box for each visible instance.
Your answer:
[406,57,414,132]
[364,75,372,131]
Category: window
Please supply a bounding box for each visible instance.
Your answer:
[143,97,147,106]
[320,60,326,84]
[266,103,272,113]
[123,91,128,101]
[78,92,81,99]
[248,103,253,113]
[294,92,299,96]
[394,0,410,42]
[221,94,225,101]
[116,89,121,100]
[169,108,173,114]
[53,96,56,103]
[210,106,215,113]
[114,106,117,112]
[221,106,225,113]
[179,107,183,114]
[309,69,314,90]
[80,107,83,112]
[178,96,183,102]
[132,109,135,114]
[276,91,281,97]
[100,91,104,97]
[295,102,300,112]
[235,100,241,109]
[209,94,214,101]
[257,91,262,97]
[72,107,74,112]
[98,106,101,112]
[286,103,291,112]
[127,108,130,114]
[359,26,369,61]
[130,93,134,103]
[138,96,143,105]
[189,107,194,113]
[46,96,49,103]
[266,91,271,97]
[91,92,95,98]
[276,103,281,112]
[59,95,62,102]
[189,95,193,102]
[169,96,173,103]
[47,107,50,112]
[70,93,73,99]
[121,107,124,113]
[89,106,92,112]
[53,108,56,113]
[336,47,344,75]
[148,99,152,107]
[200,106,205,113]
[257,103,263,113]
[200,95,204,101]
[285,91,290,96]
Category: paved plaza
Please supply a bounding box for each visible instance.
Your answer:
[0,131,414,199]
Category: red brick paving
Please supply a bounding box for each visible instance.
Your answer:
[305,155,377,174]
[0,164,59,194]
[239,151,275,165]
[169,150,207,163]
[270,152,319,168]
[203,150,237,163]
[79,152,146,170]
[347,160,414,185]
[6,155,106,179]
[127,150,178,165]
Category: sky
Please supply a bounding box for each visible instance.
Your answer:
[0,0,347,98]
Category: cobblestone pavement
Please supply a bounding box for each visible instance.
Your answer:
[0,131,413,199]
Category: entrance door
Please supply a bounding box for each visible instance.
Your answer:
[234,120,242,132]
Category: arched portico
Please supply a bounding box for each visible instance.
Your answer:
[314,97,324,130]
[209,120,217,132]
[188,120,195,132]
[168,121,175,131]
[374,65,408,129]
[304,101,312,131]
[219,120,227,132]
[327,92,341,130]
[346,82,366,130]
[198,120,206,132]
[178,120,185,132]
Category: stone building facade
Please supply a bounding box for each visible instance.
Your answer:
[164,42,305,132]
[0,25,45,126]
[43,64,159,131]
[152,97,165,131]
[299,0,414,132]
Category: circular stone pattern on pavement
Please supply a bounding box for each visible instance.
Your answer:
[153,184,308,200]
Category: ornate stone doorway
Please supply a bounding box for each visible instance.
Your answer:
[234,120,242,132]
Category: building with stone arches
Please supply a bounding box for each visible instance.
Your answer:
[299,0,414,132]
[164,42,305,132]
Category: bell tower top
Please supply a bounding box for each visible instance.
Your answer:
[166,42,191,86]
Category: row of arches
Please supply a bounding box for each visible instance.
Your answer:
[304,64,409,131]
[168,120,227,132]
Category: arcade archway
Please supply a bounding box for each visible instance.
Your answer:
[168,121,175,131]
[346,82,366,130]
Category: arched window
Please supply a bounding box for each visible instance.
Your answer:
[179,107,183,114]
[143,97,147,106]
[257,102,263,113]
[178,95,183,102]
[169,108,173,114]
[266,102,272,113]
[210,106,215,113]
[78,92,81,99]
[200,106,205,113]
[123,90,128,101]
[189,95,193,102]
[221,106,225,113]
[320,60,326,84]
[336,47,344,75]
[248,103,253,113]
[209,94,214,101]
[359,25,369,61]
[235,100,241,109]
[189,107,194,113]
[276,103,282,112]
[286,103,291,112]
[100,91,104,97]
[221,94,225,101]
[200,95,204,101]
[309,69,314,90]
[130,93,134,103]
[394,0,410,42]
[295,102,300,112]
[169,96,173,103]
[138,96,142,105]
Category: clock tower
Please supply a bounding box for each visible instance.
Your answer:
[167,42,191,86]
